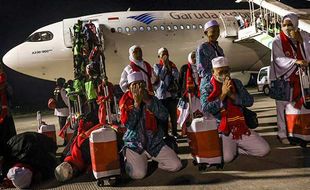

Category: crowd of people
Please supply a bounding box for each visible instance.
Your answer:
[0,12,309,188]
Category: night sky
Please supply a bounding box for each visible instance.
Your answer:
[0,0,309,112]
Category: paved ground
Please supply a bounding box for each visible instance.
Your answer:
[11,89,310,190]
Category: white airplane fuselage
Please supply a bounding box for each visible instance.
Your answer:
[3,10,271,84]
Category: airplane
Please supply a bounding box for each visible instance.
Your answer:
[2,9,279,85]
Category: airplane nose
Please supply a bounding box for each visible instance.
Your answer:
[2,46,19,69]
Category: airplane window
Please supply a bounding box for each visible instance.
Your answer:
[167,25,171,31]
[198,24,203,29]
[117,27,123,32]
[180,25,184,30]
[186,25,191,30]
[160,25,165,30]
[192,24,197,29]
[132,26,138,32]
[27,31,53,42]
[125,27,130,32]
[146,26,151,31]
[173,25,178,30]
[153,26,158,31]
[139,26,145,31]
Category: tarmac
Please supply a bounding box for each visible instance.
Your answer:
[12,89,310,190]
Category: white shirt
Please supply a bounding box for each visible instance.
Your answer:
[54,88,69,117]
[119,60,157,92]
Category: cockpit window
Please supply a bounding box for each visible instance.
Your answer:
[27,31,53,42]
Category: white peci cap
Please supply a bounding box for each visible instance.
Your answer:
[211,56,229,69]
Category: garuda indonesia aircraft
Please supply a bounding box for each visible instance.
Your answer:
[3,0,309,84]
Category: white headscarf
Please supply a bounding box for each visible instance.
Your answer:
[128,45,143,64]
[283,13,299,30]
[188,51,198,84]
[158,47,168,56]
[7,166,33,189]
[188,51,195,64]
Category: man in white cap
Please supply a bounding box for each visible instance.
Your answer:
[119,72,182,180]
[54,162,74,182]
[270,13,310,144]
[119,45,158,93]
[7,165,33,189]
[153,47,180,138]
[1,132,57,188]
[200,56,270,163]
[196,20,224,83]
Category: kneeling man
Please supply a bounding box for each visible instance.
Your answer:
[120,72,182,179]
[200,56,270,163]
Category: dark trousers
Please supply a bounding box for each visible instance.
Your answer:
[159,98,178,137]
[0,116,16,157]
[58,116,67,131]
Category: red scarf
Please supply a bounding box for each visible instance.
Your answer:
[130,61,154,95]
[0,73,8,124]
[119,91,157,132]
[185,63,201,97]
[280,31,304,108]
[208,77,250,139]
[65,123,101,171]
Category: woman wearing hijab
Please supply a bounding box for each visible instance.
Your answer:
[270,13,310,144]
[178,51,202,135]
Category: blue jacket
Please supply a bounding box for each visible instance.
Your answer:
[153,62,179,99]
[196,42,224,81]
[122,96,169,157]
[200,78,254,121]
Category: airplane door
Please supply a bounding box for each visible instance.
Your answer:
[63,19,101,48]
[63,18,76,48]
[219,15,239,37]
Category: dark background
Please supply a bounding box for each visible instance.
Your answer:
[0,0,309,113]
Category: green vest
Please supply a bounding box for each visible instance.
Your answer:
[73,79,84,94]
[85,80,97,100]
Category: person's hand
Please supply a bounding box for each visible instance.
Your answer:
[131,83,143,108]
[188,87,194,93]
[291,30,303,43]
[220,77,232,100]
[142,89,152,105]
[162,55,171,69]
[296,60,309,67]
